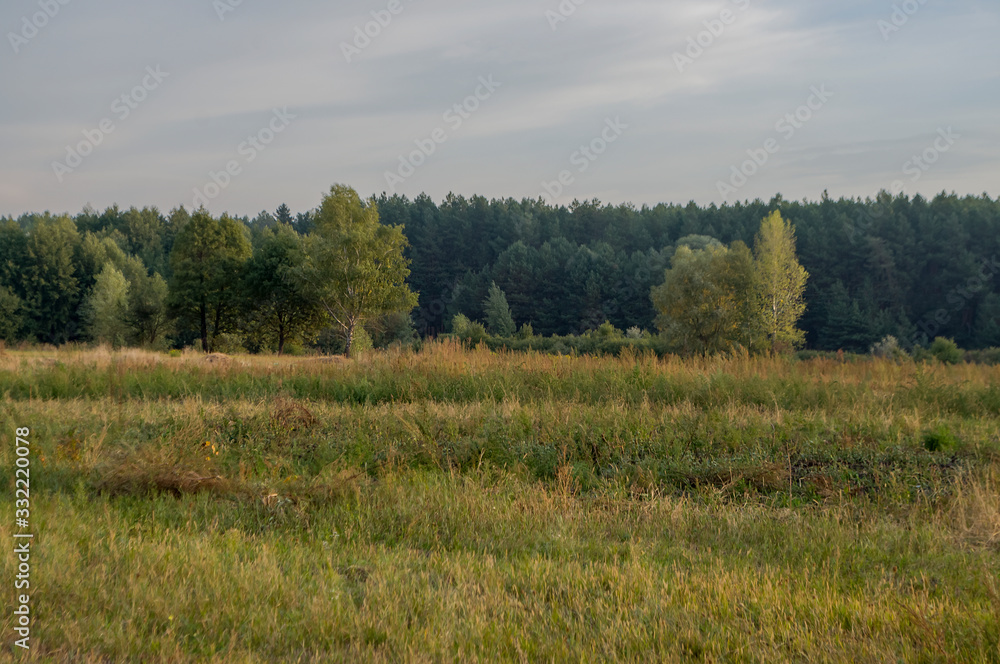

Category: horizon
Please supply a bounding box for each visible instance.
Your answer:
[7,187,1000,223]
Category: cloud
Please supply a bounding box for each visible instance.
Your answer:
[0,0,996,216]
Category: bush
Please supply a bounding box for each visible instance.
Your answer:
[964,347,1000,365]
[593,321,623,340]
[922,426,957,452]
[451,313,487,345]
[929,337,964,364]
[350,327,373,355]
[870,335,908,360]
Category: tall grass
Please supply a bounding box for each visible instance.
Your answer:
[1,343,998,662]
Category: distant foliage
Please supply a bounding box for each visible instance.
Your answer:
[2,190,1000,354]
[929,337,964,364]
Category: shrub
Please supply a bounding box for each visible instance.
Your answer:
[350,327,374,355]
[929,337,964,364]
[922,426,957,452]
[593,321,623,340]
[964,347,1000,365]
[870,335,908,360]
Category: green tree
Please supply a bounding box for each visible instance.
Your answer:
[651,244,758,354]
[242,224,323,354]
[754,211,808,350]
[83,264,131,348]
[127,269,170,347]
[275,204,294,226]
[0,285,23,342]
[300,185,417,357]
[483,282,516,337]
[168,211,251,352]
[22,216,82,344]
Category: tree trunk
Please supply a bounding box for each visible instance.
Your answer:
[345,320,355,358]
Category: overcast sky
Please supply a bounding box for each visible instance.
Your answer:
[1,0,997,218]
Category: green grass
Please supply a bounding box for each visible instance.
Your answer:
[1,344,999,662]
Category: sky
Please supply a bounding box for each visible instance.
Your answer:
[1,0,997,218]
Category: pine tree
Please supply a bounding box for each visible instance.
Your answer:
[754,211,808,350]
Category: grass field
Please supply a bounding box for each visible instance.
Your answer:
[2,342,999,662]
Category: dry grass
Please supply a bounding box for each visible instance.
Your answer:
[1,344,999,662]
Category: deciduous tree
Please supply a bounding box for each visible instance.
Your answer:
[754,211,808,350]
[300,185,417,357]
[168,211,251,352]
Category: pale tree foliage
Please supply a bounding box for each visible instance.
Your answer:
[754,211,808,350]
[483,282,516,337]
[301,185,417,357]
[84,264,130,348]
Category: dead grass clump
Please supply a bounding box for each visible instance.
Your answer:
[271,397,318,430]
[944,469,1000,550]
[295,467,365,506]
[704,463,789,493]
[309,355,349,365]
[94,447,232,498]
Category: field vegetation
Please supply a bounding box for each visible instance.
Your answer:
[2,342,999,662]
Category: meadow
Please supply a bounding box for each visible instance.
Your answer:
[1,342,999,663]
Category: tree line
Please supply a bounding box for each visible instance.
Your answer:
[1,187,997,354]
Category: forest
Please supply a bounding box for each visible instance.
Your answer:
[1,188,998,353]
